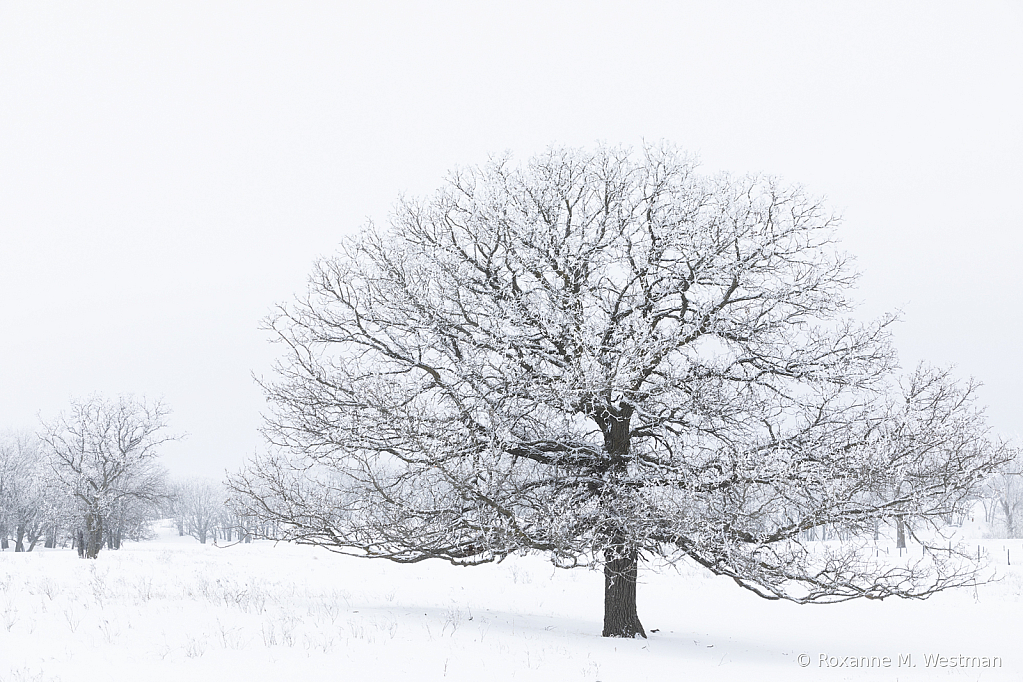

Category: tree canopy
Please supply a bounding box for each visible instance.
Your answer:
[230,144,1011,637]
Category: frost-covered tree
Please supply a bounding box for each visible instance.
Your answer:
[0,432,51,551]
[41,395,173,559]
[982,452,1023,538]
[170,477,226,544]
[229,144,1011,637]
[103,494,162,549]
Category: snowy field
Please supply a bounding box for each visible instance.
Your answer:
[1,521,1020,682]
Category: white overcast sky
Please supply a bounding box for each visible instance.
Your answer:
[1,2,1021,478]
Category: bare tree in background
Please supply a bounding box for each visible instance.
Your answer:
[230,144,1011,638]
[170,477,225,544]
[40,395,174,559]
[982,451,1023,538]
[0,432,50,551]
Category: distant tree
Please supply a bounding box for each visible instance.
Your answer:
[216,503,251,543]
[229,144,1012,638]
[103,494,161,549]
[982,452,1023,538]
[171,477,225,544]
[0,432,49,552]
[40,395,174,559]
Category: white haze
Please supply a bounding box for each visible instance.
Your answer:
[0,2,1020,477]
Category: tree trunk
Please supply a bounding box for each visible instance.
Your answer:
[602,543,646,638]
[595,402,646,638]
[82,513,103,559]
[896,519,906,549]
[1001,498,1015,538]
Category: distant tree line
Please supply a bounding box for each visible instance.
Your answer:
[0,394,241,557]
[0,428,160,555]
[981,456,1023,539]
[166,477,256,544]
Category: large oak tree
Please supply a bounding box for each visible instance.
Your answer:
[231,144,1010,637]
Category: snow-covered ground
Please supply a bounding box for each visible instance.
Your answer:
[1,521,1020,681]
